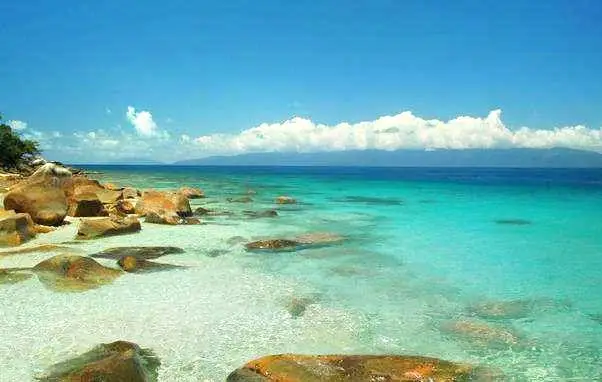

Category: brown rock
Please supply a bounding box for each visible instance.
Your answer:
[117,255,184,273]
[33,224,56,234]
[0,210,36,246]
[275,196,296,204]
[227,354,492,381]
[145,210,180,225]
[122,187,140,199]
[32,254,122,292]
[3,180,68,226]
[67,192,108,217]
[179,186,204,199]
[116,199,136,214]
[37,341,160,382]
[135,190,192,217]
[76,216,141,240]
[103,182,122,191]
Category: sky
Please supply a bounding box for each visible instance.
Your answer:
[1,0,601,163]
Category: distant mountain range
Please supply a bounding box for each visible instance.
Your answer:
[172,148,602,168]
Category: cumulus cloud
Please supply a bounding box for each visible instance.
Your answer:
[191,110,602,154]
[8,120,27,131]
[126,106,159,137]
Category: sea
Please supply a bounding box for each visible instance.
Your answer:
[1,166,601,381]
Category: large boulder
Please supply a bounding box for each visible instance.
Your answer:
[32,254,122,292]
[3,180,68,226]
[135,190,192,217]
[67,192,108,217]
[90,246,185,260]
[37,341,160,382]
[227,354,493,381]
[76,216,141,240]
[0,209,36,246]
[179,186,204,199]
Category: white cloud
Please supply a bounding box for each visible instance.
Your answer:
[28,109,602,163]
[8,120,27,131]
[126,106,159,137]
[191,110,602,154]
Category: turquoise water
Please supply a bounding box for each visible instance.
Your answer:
[1,166,601,380]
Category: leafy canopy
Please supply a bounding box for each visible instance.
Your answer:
[0,113,40,169]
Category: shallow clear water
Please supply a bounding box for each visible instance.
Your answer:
[1,166,601,381]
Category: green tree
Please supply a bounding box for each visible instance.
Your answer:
[0,114,40,169]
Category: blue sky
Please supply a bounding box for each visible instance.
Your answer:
[1,0,601,162]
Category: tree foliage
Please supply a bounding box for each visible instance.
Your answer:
[0,114,40,169]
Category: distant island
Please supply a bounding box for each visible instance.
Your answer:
[170,148,602,168]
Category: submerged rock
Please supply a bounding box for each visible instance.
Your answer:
[494,219,532,225]
[284,296,316,318]
[441,319,521,348]
[3,179,68,226]
[0,269,33,284]
[32,254,122,292]
[179,186,204,199]
[227,196,253,203]
[38,340,160,382]
[245,239,301,252]
[0,210,36,246]
[117,255,184,273]
[227,354,493,381]
[275,196,296,204]
[243,210,278,218]
[90,246,185,260]
[469,299,535,320]
[293,232,345,246]
[76,216,141,240]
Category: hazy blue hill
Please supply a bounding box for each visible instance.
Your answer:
[173,148,602,168]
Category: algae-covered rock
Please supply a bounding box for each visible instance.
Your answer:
[227,354,495,381]
[90,246,185,260]
[38,340,160,382]
[76,216,141,240]
[32,254,122,292]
